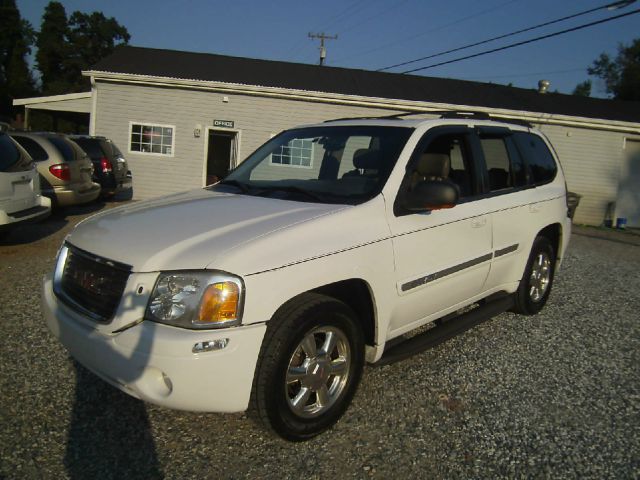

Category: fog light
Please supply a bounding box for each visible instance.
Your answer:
[192,338,230,353]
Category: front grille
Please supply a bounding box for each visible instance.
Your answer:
[57,244,131,322]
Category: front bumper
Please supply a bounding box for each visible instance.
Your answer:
[42,274,266,412]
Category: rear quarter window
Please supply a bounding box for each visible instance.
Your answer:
[0,134,20,171]
[12,135,49,162]
[513,132,557,185]
[48,137,77,162]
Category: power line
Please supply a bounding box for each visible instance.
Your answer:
[466,67,586,81]
[378,0,637,72]
[336,0,411,37]
[332,0,522,65]
[401,7,640,75]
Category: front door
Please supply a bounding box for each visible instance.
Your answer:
[386,127,492,335]
[206,130,237,185]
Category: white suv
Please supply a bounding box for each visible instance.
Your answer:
[0,132,51,234]
[42,114,571,440]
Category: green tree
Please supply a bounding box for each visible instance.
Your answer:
[36,1,69,95]
[572,80,592,97]
[0,0,36,120]
[587,38,640,101]
[64,11,130,91]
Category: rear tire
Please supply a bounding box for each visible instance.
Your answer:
[512,235,556,315]
[250,293,364,441]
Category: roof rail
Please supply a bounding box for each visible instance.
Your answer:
[323,110,533,128]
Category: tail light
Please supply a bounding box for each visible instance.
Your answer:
[100,157,113,173]
[49,164,70,181]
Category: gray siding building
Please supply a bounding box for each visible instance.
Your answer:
[17,46,640,227]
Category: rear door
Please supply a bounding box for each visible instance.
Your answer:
[475,128,562,291]
[0,134,38,215]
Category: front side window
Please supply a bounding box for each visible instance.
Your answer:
[130,123,174,155]
[216,125,412,205]
[409,132,476,199]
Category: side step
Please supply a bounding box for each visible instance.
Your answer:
[376,295,514,366]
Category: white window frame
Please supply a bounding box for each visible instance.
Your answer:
[270,138,314,169]
[128,121,176,157]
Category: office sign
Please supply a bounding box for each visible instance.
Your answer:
[213,119,234,129]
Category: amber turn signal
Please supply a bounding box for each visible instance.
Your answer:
[198,281,240,323]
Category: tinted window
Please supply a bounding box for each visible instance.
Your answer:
[73,138,105,159]
[505,136,528,187]
[513,132,557,185]
[0,133,21,171]
[12,136,49,161]
[480,137,511,191]
[479,135,528,190]
[48,137,76,162]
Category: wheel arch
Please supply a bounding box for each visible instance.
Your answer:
[309,279,377,348]
[537,222,563,260]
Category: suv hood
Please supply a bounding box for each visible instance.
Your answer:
[67,189,348,272]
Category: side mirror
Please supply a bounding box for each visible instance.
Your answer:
[403,180,459,212]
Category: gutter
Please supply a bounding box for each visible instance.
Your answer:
[82,70,640,135]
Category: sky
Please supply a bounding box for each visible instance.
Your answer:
[16,0,640,97]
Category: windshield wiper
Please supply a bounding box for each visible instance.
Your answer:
[216,179,250,193]
[257,185,329,202]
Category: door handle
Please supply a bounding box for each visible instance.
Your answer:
[471,217,487,228]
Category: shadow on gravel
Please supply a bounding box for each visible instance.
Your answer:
[64,362,163,480]
[0,201,107,246]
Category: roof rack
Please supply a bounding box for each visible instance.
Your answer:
[323,110,533,128]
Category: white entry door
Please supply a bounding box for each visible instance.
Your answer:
[617,140,640,228]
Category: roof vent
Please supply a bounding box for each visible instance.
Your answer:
[538,79,550,94]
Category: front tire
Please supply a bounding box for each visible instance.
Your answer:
[513,235,556,315]
[250,293,364,441]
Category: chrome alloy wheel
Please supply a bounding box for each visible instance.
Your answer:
[285,326,351,419]
[529,252,552,302]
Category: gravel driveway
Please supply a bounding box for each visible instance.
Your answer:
[1,204,638,479]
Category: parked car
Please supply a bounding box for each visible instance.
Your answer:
[0,132,51,232]
[71,135,132,198]
[42,113,571,441]
[10,132,101,207]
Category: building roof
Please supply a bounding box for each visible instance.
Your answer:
[92,46,640,124]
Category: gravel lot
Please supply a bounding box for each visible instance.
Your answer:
[1,203,639,479]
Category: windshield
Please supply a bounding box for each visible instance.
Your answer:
[212,125,412,204]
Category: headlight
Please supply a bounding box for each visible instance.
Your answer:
[145,271,244,329]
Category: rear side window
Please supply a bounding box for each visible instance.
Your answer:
[48,137,76,162]
[479,135,528,191]
[0,134,20,171]
[73,138,105,159]
[513,132,557,185]
[12,136,49,162]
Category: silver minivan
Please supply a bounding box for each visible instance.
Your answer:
[10,132,100,207]
[0,132,51,233]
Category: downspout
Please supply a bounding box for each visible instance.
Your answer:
[89,76,98,136]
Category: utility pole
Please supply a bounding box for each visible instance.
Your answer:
[308,32,338,66]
